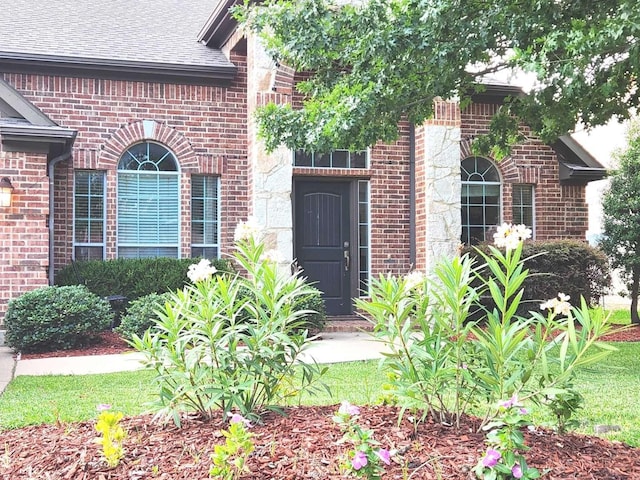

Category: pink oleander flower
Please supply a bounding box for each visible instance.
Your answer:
[352,450,368,470]
[338,400,360,416]
[512,464,524,478]
[96,403,112,412]
[481,448,501,467]
[499,394,521,410]
[228,413,251,428]
[376,448,391,465]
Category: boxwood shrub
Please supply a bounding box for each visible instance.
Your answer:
[5,285,113,353]
[464,240,610,315]
[115,292,173,341]
[55,257,233,301]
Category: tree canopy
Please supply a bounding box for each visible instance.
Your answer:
[236,0,640,154]
[600,121,640,323]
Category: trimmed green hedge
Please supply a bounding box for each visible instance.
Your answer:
[115,292,173,340]
[55,257,233,301]
[464,240,610,314]
[5,285,113,353]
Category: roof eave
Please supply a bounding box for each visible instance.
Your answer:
[0,52,237,85]
[559,162,608,184]
[0,123,77,144]
[197,0,243,48]
[556,134,605,169]
[470,82,525,103]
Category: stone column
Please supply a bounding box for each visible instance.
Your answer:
[414,100,462,272]
[245,34,294,265]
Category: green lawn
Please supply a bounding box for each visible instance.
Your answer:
[2,310,639,446]
[0,360,388,430]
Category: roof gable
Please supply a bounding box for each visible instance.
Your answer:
[0,79,76,150]
[0,79,56,126]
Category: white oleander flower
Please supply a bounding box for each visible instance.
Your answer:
[260,249,284,264]
[404,270,426,292]
[540,292,572,317]
[493,223,532,251]
[187,258,217,283]
[234,216,262,242]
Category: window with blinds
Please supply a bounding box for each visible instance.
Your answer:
[73,170,105,260]
[191,175,220,258]
[117,142,180,258]
[512,184,535,235]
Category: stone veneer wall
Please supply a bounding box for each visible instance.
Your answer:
[246,35,294,263]
[416,100,462,272]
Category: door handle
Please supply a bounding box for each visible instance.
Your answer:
[344,249,350,271]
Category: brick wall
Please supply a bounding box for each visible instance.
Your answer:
[2,50,250,274]
[0,150,51,319]
[462,102,590,240]
[368,123,413,277]
[0,64,593,322]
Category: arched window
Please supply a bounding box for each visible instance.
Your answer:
[461,156,501,245]
[117,142,180,258]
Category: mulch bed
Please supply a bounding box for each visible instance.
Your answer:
[19,331,132,360]
[2,406,639,479]
[4,324,640,479]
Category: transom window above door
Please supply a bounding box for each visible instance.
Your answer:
[460,156,501,245]
[117,142,180,259]
[294,149,368,168]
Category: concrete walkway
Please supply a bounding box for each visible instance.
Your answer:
[0,346,15,394]
[0,331,387,394]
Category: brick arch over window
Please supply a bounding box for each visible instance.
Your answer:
[459,138,520,182]
[97,120,199,171]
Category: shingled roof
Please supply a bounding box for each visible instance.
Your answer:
[0,0,236,84]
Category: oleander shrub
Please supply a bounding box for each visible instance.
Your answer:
[115,292,173,341]
[463,239,610,315]
[359,224,616,434]
[5,285,113,353]
[237,285,327,332]
[131,219,327,423]
[55,257,233,301]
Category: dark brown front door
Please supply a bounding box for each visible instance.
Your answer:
[294,180,352,315]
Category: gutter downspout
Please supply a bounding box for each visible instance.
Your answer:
[409,123,416,269]
[47,137,76,285]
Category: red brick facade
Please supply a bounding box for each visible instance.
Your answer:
[0,150,51,318]
[0,50,594,322]
[461,102,589,240]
